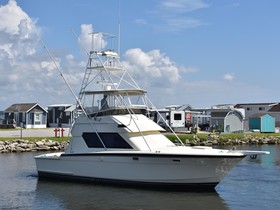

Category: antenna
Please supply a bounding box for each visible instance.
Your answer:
[118,0,121,56]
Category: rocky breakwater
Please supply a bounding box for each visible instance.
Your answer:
[0,139,69,153]
[183,134,280,146]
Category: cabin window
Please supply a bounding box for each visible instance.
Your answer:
[174,113,182,120]
[82,132,133,149]
[259,107,265,111]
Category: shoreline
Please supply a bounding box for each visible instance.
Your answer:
[177,133,280,146]
[0,139,69,153]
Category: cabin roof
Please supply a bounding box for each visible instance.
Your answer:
[82,89,147,96]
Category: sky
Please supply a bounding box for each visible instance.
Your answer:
[0,0,280,110]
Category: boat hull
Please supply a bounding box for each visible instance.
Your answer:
[35,152,244,191]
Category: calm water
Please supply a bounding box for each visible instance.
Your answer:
[0,145,280,210]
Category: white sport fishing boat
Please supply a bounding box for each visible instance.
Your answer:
[35,32,269,191]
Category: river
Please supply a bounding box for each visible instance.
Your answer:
[0,145,279,210]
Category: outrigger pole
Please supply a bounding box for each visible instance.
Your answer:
[28,20,86,116]
[29,20,107,149]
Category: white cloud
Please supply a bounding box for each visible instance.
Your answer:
[0,0,37,59]
[160,0,209,13]
[0,0,30,34]
[165,17,206,31]
[78,24,107,52]
[227,3,240,8]
[0,0,84,109]
[223,73,235,81]
[152,0,209,32]
[123,48,183,87]
[135,18,148,25]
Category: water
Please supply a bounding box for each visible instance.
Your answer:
[0,145,279,210]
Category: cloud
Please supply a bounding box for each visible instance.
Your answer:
[135,18,148,25]
[0,0,85,109]
[152,0,209,32]
[123,48,184,88]
[78,24,107,52]
[164,17,206,31]
[0,0,38,59]
[227,3,240,8]
[0,0,30,34]
[223,73,235,81]
[181,66,199,73]
[0,10,198,110]
[160,0,209,13]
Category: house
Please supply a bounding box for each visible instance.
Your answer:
[0,111,4,121]
[4,103,47,128]
[268,103,280,127]
[210,109,244,133]
[234,102,278,131]
[47,104,75,127]
[249,113,275,133]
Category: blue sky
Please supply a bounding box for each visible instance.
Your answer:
[0,0,279,110]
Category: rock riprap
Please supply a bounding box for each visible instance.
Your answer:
[0,139,69,153]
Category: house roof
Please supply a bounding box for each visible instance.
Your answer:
[250,113,274,118]
[211,109,244,119]
[5,103,47,113]
[268,104,280,112]
[47,104,73,108]
[64,105,76,112]
[234,102,278,108]
[211,110,230,118]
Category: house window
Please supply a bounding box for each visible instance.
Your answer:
[246,107,251,111]
[259,107,265,111]
[35,113,40,121]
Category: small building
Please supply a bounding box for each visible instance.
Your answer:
[47,104,75,127]
[4,103,47,128]
[268,103,280,128]
[210,109,244,133]
[249,113,275,133]
[234,102,278,131]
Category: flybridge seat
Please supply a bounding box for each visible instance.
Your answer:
[89,106,147,117]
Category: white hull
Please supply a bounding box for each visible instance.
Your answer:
[35,152,244,190]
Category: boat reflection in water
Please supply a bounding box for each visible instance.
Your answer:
[35,179,227,210]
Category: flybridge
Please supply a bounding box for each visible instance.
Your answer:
[75,31,150,118]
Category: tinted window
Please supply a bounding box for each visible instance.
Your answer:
[82,132,104,148]
[174,113,182,120]
[82,132,133,149]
